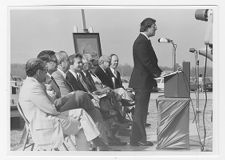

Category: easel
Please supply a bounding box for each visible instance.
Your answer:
[74,9,93,33]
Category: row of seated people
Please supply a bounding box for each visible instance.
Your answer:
[62,53,133,145]
[93,54,135,106]
[19,50,135,151]
[50,51,135,145]
[19,57,110,151]
[47,51,135,146]
[65,53,135,140]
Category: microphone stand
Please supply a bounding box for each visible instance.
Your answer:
[171,41,177,72]
[194,50,200,125]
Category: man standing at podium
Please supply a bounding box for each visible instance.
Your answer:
[129,18,162,146]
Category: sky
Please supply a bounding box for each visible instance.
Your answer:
[10,8,213,68]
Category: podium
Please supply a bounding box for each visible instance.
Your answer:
[156,96,190,149]
[156,62,190,150]
[164,62,190,98]
[164,71,190,98]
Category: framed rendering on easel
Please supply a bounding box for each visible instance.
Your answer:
[73,33,102,59]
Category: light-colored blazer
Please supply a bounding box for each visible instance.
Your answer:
[51,69,72,97]
[19,77,64,148]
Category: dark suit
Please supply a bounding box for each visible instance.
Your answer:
[106,68,123,89]
[81,71,97,93]
[94,66,114,89]
[129,34,162,144]
[66,70,87,92]
[53,69,108,143]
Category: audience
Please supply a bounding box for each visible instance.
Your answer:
[94,55,134,103]
[18,58,110,151]
[38,50,108,146]
[18,49,134,150]
[66,53,126,146]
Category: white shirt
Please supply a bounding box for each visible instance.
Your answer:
[69,69,78,79]
[100,66,106,73]
[110,67,117,78]
[90,72,102,84]
[69,69,83,82]
[82,71,87,77]
[44,73,57,101]
[47,72,51,78]
[57,68,66,79]
[140,32,150,40]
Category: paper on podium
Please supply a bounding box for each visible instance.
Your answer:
[160,70,182,78]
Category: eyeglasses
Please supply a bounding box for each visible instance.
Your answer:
[50,59,57,64]
[39,68,48,73]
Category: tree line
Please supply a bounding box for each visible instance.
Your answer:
[11,63,212,80]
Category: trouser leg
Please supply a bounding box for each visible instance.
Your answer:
[88,107,108,144]
[75,129,90,151]
[130,89,150,143]
[60,112,89,150]
[69,109,100,142]
[54,91,95,112]
[143,92,151,126]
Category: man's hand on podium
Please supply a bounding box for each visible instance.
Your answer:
[160,71,167,77]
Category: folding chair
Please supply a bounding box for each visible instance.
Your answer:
[17,103,76,151]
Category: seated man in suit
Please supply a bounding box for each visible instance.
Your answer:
[66,53,126,145]
[107,54,151,127]
[39,50,108,145]
[37,50,96,115]
[67,53,124,118]
[95,55,133,102]
[94,55,114,89]
[66,54,90,93]
[94,55,134,121]
[37,50,61,100]
[19,58,110,150]
[107,54,123,89]
[107,54,135,104]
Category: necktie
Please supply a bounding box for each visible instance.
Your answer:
[50,76,61,98]
[87,72,97,88]
[77,72,89,92]
[112,77,116,89]
[113,70,117,78]
[51,76,59,90]
[85,71,97,92]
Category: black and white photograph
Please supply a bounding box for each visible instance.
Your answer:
[1,1,225,160]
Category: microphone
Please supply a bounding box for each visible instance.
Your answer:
[158,38,173,43]
[189,48,213,61]
[189,48,197,53]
